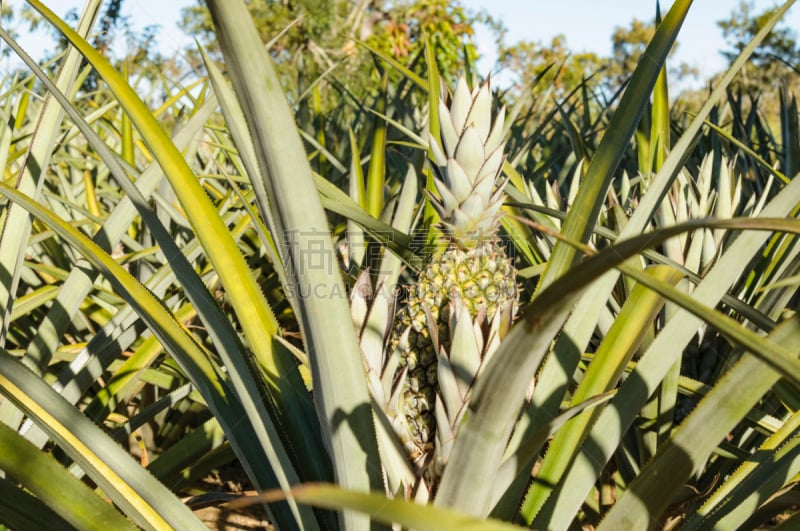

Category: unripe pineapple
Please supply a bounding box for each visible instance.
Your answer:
[393,77,519,478]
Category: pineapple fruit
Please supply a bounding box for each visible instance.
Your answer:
[392,76,519,482]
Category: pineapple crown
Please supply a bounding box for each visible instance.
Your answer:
[429,76,508,249]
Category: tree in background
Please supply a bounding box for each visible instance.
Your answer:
[609,18,696,90]
[497,17,695,101]
[498,34,607,96]
[178,0,500,110]
[0,3,20,59]
[718,0,800,92]
[708,0,800,175]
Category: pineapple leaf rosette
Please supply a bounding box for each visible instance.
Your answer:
[391,77,519,489]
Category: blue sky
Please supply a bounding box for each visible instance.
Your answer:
[7,1,800,90]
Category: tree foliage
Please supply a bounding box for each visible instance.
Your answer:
[674,0,800,131]
[718,0,800,93]
[498,34,607,96]
[498,16,695,100]
[178,0,499,107]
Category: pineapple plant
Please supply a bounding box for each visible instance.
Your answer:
[391,76,519,482]
[4,1,799,529]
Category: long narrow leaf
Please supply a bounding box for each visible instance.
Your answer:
[685,411,800,529]
[0,420,137,530]
[520,265,683,519]
[537,0,692,291]
[437,214,799,517]
[597,316,800,529]
[24,3,314,527]
[237,484,525,531]
[205,2,384,529]
[0,1,101,347]
[0,179,311,525]
[521,3,797,524]
[535,173,800,530]
[0,350,205,529]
